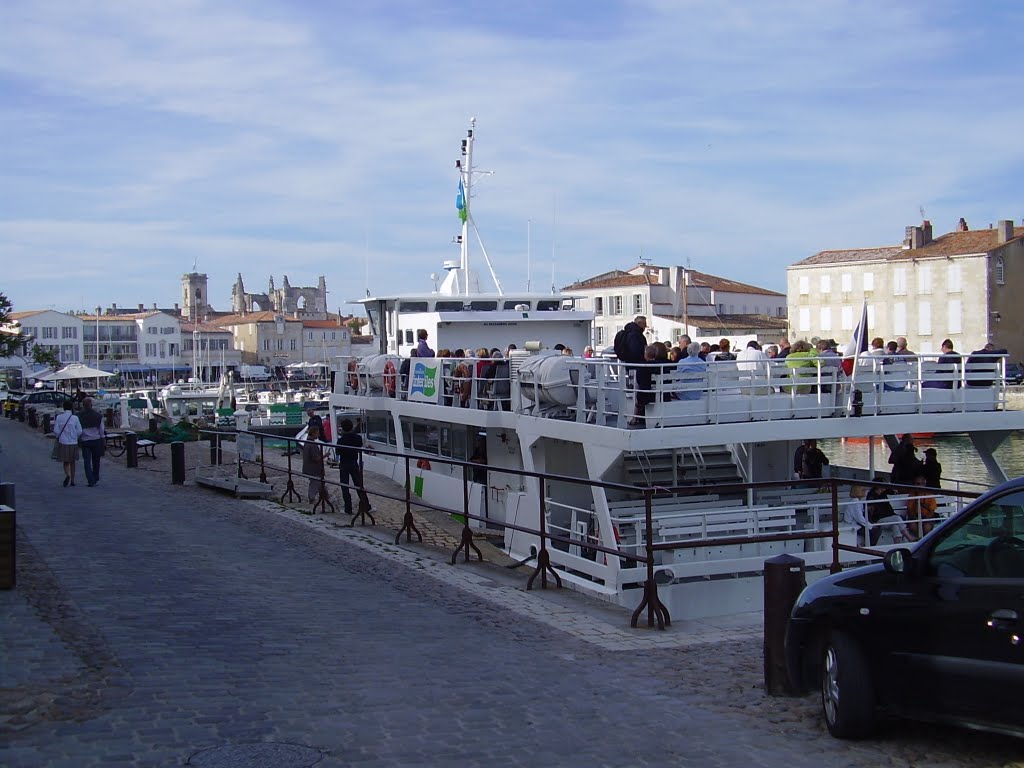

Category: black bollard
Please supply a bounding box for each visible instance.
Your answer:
[763,553,806,696]
[171,441,186,485]
[17,402,25,422]
[0,483,15,590]
[209,433,221,466]
[27,408,37,429]
[126,432,139,468]
[42,413,51,434]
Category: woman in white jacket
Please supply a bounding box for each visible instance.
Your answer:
[53,400,83,487]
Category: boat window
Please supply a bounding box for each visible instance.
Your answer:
[411,422,440,454]
[366,305,381,336]
[469,301,497,311]
[435,301,464,312]
[504,300,530,310]
[399,302,429,312]
[365,414,393,445]
[536,300,560,311]
[439,426,469,460]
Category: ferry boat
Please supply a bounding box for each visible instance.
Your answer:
[327,121,1024,621]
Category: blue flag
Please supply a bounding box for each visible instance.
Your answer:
[456,179,467,223]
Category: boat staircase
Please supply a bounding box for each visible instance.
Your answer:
[624,445,744,491]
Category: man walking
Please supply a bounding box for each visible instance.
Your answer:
[336,418,369,515]
[79,396,106,487]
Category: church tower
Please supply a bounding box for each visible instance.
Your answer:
[181,272,210,320]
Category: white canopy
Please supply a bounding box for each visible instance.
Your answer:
[38,364,114,382]
[285,361,325,370]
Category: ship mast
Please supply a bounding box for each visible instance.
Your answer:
[458,118,474,292]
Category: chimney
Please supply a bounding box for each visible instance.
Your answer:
[904,225,924,249]
[138,303,144,312]
[174,303,180,313]
[957,217,969,232]
[922,220,933,244]
[997,219,1014,244]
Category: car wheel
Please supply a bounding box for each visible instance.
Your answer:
[821,631,875,739]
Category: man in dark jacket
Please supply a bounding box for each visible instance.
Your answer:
[613,316,647,366]
[336,418,369,515]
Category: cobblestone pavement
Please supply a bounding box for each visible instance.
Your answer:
[1,418,1022,767]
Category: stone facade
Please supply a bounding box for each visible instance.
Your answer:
[788,219,1024,359]
[231,274,328,317]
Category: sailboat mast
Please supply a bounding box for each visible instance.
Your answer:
[459,118,475,295]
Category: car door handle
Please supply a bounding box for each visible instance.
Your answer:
[987,609,1019,630]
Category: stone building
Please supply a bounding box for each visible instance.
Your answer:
[788,218,1024,359]
[564,264,787,348]
[231,274,328,317]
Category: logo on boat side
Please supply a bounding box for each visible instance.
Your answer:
[410,361,438,399]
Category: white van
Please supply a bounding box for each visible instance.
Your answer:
[238,365,272,381]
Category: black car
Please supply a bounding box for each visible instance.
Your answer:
[786,477,1024,739]
[1005,362,1024,386]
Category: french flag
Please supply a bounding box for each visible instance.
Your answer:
[842,300,868,376]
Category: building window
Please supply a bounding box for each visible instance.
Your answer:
[918,301,931,336]
[308,331,314,340]
[145,343,157,356]
[947,263,962,293]
[262,339,270,351]
[948,299,962,335]
[892,268,905,296]
[819,275,831,295]
[289,339,297,351]
[594,297,603,316]
[276,339,283,351]
[148,326,157,334]
[996,256,1005,285]
[819,307,832,331]
[42,326,57,339]
[798,308,810,332]
[610,296,623,315]
[841,306,853,331]
[841,273,852,293]
[893,303,906,335]
[917,265,932,294]
[595,327,605,345]
[798,276,809,295]
[61,326,77,339]
[632,294,644,314]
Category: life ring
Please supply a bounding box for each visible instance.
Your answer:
[383,359,397,397]
[347,360,358,390]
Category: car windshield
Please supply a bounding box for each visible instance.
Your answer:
[929,491,1024,578]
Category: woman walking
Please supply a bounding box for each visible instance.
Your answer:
[53,400,83,487]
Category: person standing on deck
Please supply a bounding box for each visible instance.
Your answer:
[415,329,435,358]
[921,447,942,488]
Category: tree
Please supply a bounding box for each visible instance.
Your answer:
[31,345,62,371]
[345,317,364,335]
[0,293,28,358]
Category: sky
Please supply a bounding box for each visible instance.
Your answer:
[3,0,1023,317]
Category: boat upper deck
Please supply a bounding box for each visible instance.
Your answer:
[330,352,1024,444]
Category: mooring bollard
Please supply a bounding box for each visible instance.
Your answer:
[126,432,139,468]
[171,441,185,485]
[763,553,806,696]
[0,483,16,590]
[17,402,25,422]
[42,413,51,434]
[27,408,37,429]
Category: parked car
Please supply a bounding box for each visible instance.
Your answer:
[15,390,66,407]
[786,476,1024,740]
[1005,362,1024,386]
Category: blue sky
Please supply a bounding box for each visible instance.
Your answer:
[3,0,1022,316]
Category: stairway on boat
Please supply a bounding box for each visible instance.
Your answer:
[624,445,743,491]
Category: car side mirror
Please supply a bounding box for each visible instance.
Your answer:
[883,547,913,574]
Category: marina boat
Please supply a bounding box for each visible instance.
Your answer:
[327,121,1024,621]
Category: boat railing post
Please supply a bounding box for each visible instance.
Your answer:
[280,436,299,503]
[395,455,422,544]
[450,462,483,565]
[258,434,267,484]
[629,487,670,630]
[526,476,561,589]
[830,478,842,574]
